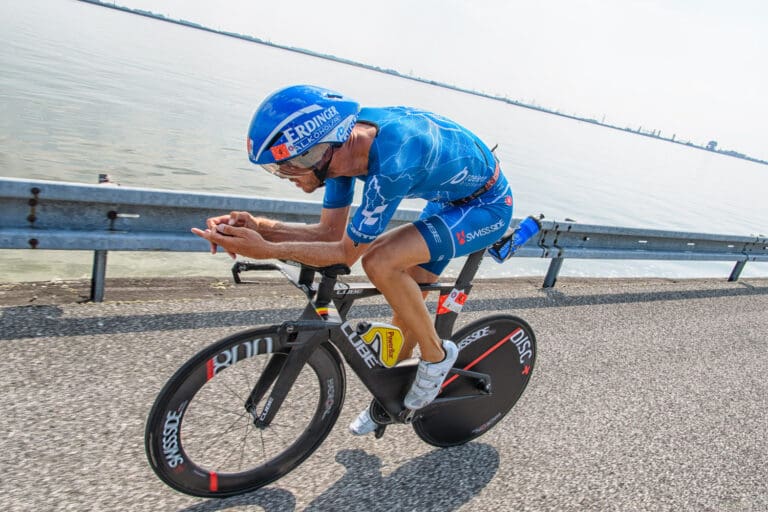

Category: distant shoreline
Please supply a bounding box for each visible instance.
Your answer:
[79,0,767,167]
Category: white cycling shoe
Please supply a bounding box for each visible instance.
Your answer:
[404,340,459,410]
[349,340,459,435]
[349,407,378,436]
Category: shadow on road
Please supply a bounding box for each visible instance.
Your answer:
[1,282,766,340]
[179,443,499,512]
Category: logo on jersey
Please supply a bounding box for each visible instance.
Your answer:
[442,167,469,186]
[505,195,513,206]
[422,220,442,244]
[360,205,388,226]
[348,224,376,243]
[454,219,506,246]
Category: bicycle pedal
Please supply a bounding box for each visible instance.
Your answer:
[374,424,387,439]
[369,400,394,425]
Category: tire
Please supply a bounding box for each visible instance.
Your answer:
[145,327,346,497]
[413,315,535,447]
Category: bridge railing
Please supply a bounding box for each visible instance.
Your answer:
[2,177,766,300]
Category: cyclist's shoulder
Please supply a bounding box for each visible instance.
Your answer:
[362,107,437,172]
[359,106,448,131]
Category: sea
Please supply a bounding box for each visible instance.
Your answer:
[1,0,766,283]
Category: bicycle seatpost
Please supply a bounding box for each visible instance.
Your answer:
[314,264,351,307]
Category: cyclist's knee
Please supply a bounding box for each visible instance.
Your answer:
[362,240,412,281]
[362,228,432,283]
[361,242,391,282]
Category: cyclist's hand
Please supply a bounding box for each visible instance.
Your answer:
[203,212,257,256]
[192,223,270,260]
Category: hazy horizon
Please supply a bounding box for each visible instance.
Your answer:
[113,0,767,160]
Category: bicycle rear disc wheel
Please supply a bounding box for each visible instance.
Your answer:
[145,327,345,497]
[413,314,535,447]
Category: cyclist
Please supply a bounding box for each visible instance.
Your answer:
[192,85,514,435]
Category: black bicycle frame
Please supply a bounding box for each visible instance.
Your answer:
[248,249,488,428]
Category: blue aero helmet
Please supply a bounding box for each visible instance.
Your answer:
[247,85,359,179]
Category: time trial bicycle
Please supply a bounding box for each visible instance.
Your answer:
[145,217,540,497]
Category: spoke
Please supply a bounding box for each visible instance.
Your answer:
[216,412,253,439]
[236,419,252,471]
[216,376,247,403]
[214,416,259,471]
[189,400,250,419]
[218,434,245,469]
[189,411,252,469]
[263,421,293,448]
[182,406,250,441]
[240,364,254,399]
[246,427,267,457]
[175,351,328,476]
[259,428,266,460]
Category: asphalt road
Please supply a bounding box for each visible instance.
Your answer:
[1,275,766,511]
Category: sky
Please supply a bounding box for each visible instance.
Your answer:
[122,0,766,158]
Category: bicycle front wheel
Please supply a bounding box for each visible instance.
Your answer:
[413,314,536,447]
[145,327,346,497]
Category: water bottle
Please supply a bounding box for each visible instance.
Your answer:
[489,215,542,263]
[511,215,542,247]
[355,321,405,368]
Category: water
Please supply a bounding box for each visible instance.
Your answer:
[1,0,766,282]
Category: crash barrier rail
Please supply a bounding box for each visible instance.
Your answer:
[1,177,766,301]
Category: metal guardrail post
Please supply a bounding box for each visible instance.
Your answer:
[90,250,108,302]
[543,257,564,288]
[728,260,747,282]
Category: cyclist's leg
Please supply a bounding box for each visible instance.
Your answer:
[361,224,446,362]
[391,265,439,363]
[357,192,512,417]
[349,265,437,435]
[362,224,464,411]
[360,192,507,364]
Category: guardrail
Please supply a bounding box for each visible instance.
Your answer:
[2,177,766,301]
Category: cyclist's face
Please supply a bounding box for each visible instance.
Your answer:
[289,171,322,193]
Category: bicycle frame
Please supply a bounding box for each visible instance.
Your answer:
[236,248,489,428]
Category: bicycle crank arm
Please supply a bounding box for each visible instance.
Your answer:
[431,392,492,406]
[446,367,492,393]
[394,368,493,423]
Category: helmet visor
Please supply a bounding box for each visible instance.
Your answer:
[261,143,332,178]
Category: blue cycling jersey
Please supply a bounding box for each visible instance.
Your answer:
[322,106,513,274]
[323,107,503,242]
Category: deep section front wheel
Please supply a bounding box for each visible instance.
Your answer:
[145,327,346,497]
[413,314,536,447]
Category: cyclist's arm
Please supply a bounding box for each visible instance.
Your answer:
[263,231,368,268]
[206,207,348,244]
[250,206,349,243]
[195,221,368,268]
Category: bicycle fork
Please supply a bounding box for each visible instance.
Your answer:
[245,310,340,428]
